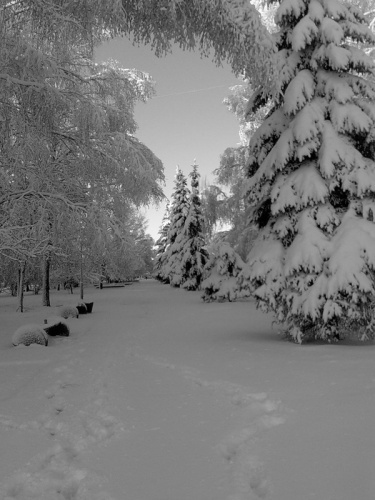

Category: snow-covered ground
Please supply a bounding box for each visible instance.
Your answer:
[0,280,374,500]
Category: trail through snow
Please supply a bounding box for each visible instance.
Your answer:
[0,280,375,499]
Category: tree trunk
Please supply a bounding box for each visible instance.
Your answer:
[80,255,84,300]
[42,253,51,306]
[80,241,84,300]
[17,262,26,312]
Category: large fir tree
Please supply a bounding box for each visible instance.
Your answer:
[178,161,209,290]
[161,168,191,285]
[245,0,375,342]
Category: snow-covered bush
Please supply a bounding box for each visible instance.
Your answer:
[12,324,48,347]
[201,242,250,302]
[58,305,79,319]
[43,317,70,337]
[244,0,375,342]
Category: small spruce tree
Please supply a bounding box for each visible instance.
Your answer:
[245,0,375,342]
[201,241,250,302]
[162,168,191,286]
[178,161,209,290]
[154,201,171,282]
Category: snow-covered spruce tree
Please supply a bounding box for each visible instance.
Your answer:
[199,84,259,302]
[162,168,191,286]
[201,241,250,301]
[245,0,375,342]
[177,161,209,290]
[154,202,171,282]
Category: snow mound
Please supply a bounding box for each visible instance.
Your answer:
[58,305,79,319]
[43,317,70,337]
[12,324,48,347]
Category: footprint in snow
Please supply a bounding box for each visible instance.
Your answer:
[78,409,123,450]
[1,441,116,500]
[220,393,285,500]
[44,371,75,399]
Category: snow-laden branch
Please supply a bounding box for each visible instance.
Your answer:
[0,190,87,210]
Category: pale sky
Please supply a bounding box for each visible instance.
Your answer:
[95,37,242,241]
